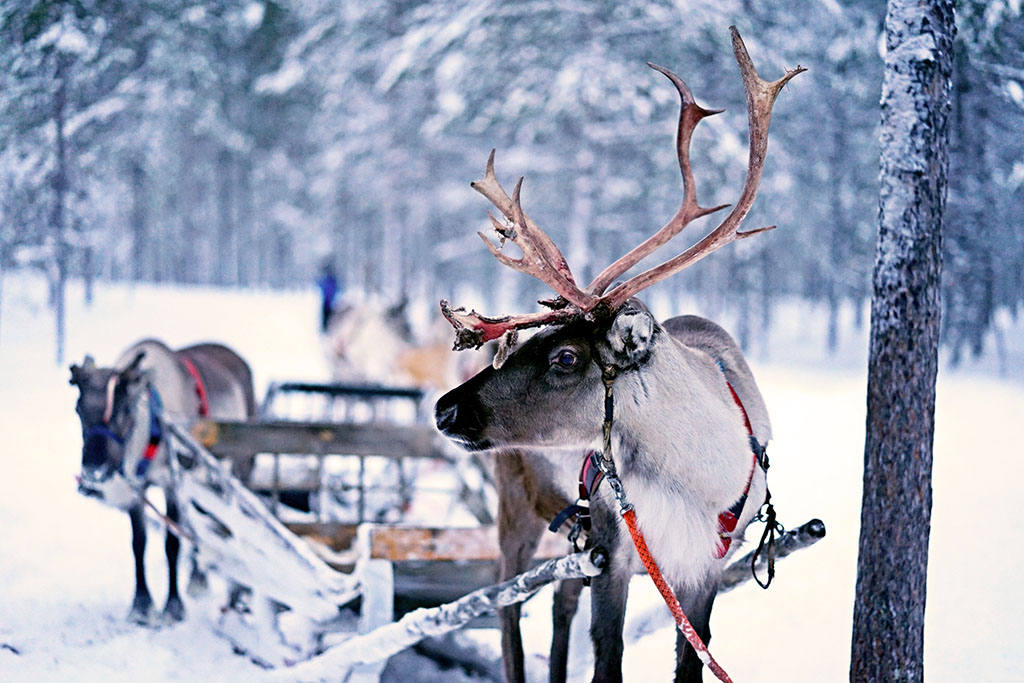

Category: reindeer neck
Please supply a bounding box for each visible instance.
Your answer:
[608,336,753,509]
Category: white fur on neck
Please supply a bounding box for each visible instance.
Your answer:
[603,332,766,589]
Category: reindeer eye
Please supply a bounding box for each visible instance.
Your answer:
[552,349,580,370]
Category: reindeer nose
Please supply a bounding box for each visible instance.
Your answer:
[435,403,459,433]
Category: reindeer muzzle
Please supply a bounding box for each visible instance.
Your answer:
[434,389,491,451]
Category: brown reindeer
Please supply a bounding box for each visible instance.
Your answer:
[434,28,803,683]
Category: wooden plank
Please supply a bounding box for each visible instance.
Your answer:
[365,525,569,562]
[273,381,425,400]
[391,560,499,605]
[200,420,448,460]
[351,559,394,682]
[287,522,360,553]
[288,522,569,564]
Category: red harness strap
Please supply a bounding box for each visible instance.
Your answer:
[180,357,210,417]
[716,379,760,558]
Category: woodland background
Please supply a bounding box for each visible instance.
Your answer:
[1,0,1022,365]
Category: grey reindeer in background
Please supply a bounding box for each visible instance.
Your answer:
[70,339,255,624]
[435,28,802,683]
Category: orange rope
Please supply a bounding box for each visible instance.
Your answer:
[621,508,733,682]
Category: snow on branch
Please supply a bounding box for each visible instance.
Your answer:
[277,547,607,680]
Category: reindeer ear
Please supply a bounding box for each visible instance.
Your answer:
[119,351,147,384]
[602,301,656,369]
[70,355,96,385]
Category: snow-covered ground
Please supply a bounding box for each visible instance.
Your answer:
[1,273,1021,681]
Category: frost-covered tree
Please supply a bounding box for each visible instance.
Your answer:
[943,0,1024,368]
[851,0,954,678]
[0,1,151,361]
[2,0,1020,365]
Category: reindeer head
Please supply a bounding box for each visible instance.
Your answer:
[435,28,802,454]
[69,351,148,504]
[436,300,662,451]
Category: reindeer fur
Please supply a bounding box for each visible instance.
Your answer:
[437,308,769,682]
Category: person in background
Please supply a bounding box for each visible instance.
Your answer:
[316,262,340,333]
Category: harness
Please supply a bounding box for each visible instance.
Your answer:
[86,382,165,480]
[550,361,771,560]
[547,357,782,683]
[136,385,164,477]
[87,356,208,483]
[181,357,210,417]
[714,360,770,558]
[84,374,131,447]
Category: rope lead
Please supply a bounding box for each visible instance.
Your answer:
[594,361,732,683]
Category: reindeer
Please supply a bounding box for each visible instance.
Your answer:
[434,28,803,683]
[327,298,489,392]
[70,339,256,624]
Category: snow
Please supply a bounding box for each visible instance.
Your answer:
[254,61,306,95]
[1,272,1023,681]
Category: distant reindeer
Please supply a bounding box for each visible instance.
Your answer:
[70,339,256,624]
[326,297,490,391]
[435,28,802,682]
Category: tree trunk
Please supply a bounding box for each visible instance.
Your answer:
[236,161,252,287]
[0,257,5,345]
[52,55,70,366]
[217,149,235,286]
[759,247,773,358]
[826,103,849,355]
[129,156,147,282]
[850,1,954,680]
[83,245,94,305]
[567,167,593,286]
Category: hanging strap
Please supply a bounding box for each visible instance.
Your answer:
[594,366,732,683]
[621,507,733,682]
[135,385,164,479]
[180,357,210,417]
[548,450,606,546]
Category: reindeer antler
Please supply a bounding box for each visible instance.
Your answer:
[586,63,729,297]
[442,27,805,350]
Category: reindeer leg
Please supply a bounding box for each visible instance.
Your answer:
[162,495,185,622]
[549,577,583,683]
[497,454,545,683]
[186,546,209,597]
[673,583,718,683]
[128,504,154,624]
[588,505,628,683]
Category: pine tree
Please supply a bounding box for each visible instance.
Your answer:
[850,0,954,678]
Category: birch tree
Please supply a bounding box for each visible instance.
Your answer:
[850,0,954,679]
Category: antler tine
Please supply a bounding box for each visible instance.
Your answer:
[440,299,578,350]
[601,27,805,310]
[587,63,729,297]
[472,152,580,288]
[472,155,594,310]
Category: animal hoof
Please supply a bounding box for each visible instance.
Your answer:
[186,571,209,598]
[127,600,156,627]
[163,597,186,623]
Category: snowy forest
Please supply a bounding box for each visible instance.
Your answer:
[3,1,1024,681]
[1,0,1022,365]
